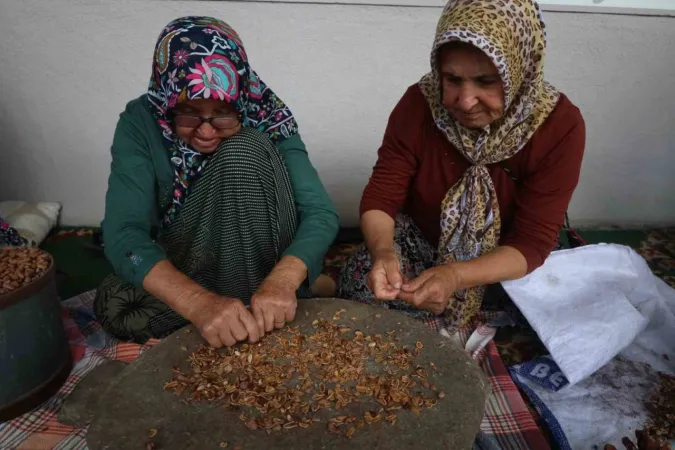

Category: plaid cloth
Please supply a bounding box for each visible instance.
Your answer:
[425,313,550,450]
[0,292,548,450]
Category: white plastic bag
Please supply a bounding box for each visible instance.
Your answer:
[501,244,661,385]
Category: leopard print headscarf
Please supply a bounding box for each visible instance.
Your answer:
[418,0,560,328]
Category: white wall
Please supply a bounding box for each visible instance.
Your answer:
[0,0,674,227]
[233,0,675,16]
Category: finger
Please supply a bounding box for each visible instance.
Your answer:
[401,272,432,293]
[412,288,431,308]
[365,271,375,291]
[229,316,249,342]
[201,327,223,349]
[415,285,446,314]
[402,277,433,306]
[284,300,297,323]
[398,290,415,303]
[399,289,440,314]
[238,309,261,343]
[375,286,399,300]
[263,309,275,333]
[273,308,286,329]
[251,304,265,338]
[423,299,444,315]
[430,293,451,315]
[370,272,398,300]
[219,328,236,347]
[366,269,382,292]
[383,259,403,290]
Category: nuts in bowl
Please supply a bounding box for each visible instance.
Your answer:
[0,247,52,295]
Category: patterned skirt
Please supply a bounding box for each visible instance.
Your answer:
[337,215,439,322]
[94,128,309,344]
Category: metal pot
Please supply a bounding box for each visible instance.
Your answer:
[0,252,72,421]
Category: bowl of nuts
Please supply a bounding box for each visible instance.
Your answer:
[0,247,53,296]
[0,246,72,421]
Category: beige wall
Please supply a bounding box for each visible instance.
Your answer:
[0,0,674,226]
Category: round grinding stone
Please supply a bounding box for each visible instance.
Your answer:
[86,298,490,450]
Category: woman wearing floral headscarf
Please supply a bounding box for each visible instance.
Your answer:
[339,0,585,332]
[95,17,338,347]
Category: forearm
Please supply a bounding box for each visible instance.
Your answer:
[452,246,528,290]
[361,210,396,255]
[277,134,339,284]
[281,213,338,285]
[264,255,308,292]
[142,260,215,321]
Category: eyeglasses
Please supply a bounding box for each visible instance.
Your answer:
[172,113,241,130]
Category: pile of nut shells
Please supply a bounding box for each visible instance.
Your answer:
[604,369,675,450]
[604,429,672,450]
[644,371,675,443]
[0,247,51,295]
[164,310,444,439]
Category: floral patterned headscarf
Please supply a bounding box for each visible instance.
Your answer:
[147,17,299,227]
[418,0,560,328]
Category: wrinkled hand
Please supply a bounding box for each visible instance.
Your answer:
[189,294,260,348]
[367,249,404,300]
[398,265,460,315]
[604,430,672,450]
[251,277,297,333]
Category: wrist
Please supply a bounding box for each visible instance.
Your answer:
[262,272,300,295]
[267,255,307,291]
[442,263,465,290]
[260,274,297,294]
[182,288,220,321]
[370,246,396,261]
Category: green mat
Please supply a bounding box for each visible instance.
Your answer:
[577,229,648,248]
[41,231,112,300]
[42,228,654,301]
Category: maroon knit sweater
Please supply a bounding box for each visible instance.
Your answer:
[360,84,585,273]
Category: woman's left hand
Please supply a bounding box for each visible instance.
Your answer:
[398,265,461,315]
[251,277,298,333]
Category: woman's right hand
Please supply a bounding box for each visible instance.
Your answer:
[367,249,404,300]
[189,293,262,348]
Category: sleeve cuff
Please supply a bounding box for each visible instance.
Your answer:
[110,243,166,288]
[359,201,399,220]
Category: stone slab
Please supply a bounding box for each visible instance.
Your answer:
[86,298,490,450]
[58,360,128,428]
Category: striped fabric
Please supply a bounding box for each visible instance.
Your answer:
[0,295,548,449]
[163,127,298,302]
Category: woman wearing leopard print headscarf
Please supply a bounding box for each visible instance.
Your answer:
[339,0,585,332]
